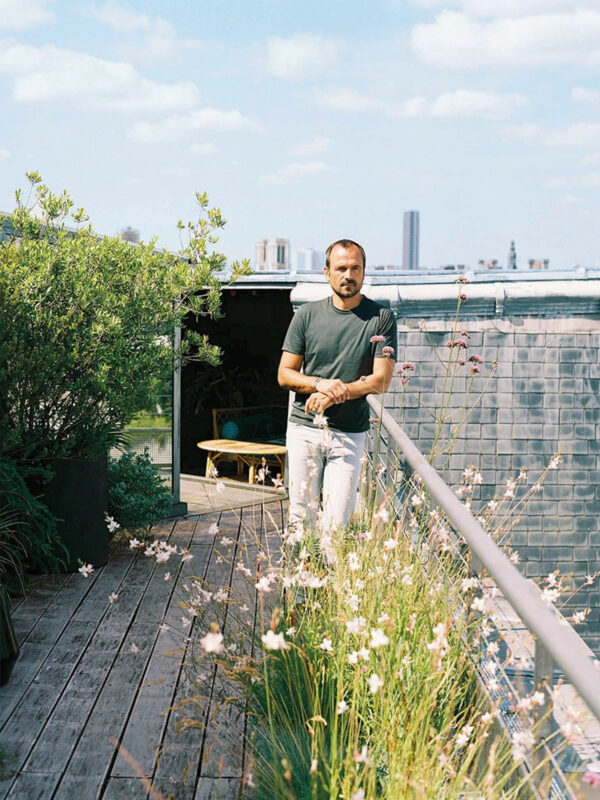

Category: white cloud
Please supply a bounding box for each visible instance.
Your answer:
[572,86,600,105]
[503,121,600,147]
[129,109,260,143]
[92,2,200,60]
[315,85,527,119]
[412,0,600,17]
[546,173,600,189]
[93,2,151,33]
[581,152,600,166]
[544,122,600,147]
[290,136,333,156]
[0,148,10,159]
[261,161,335,185]
[0,0,53,30]
[266,34,338,80]
[501,123,542,141]
[190,142,218,155]
[0,40,199,111]
[411,10,600,67]
[428,89,527,117]
[314,86,389,113]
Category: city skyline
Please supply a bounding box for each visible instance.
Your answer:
[0,1,598,268]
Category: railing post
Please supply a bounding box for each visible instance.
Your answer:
[532,636,554,793]
[359,428,374,515]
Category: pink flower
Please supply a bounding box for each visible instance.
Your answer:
[370,335,385,343]
[583,772,600,787]
[469,354,483,364]
[471,366,480,374]
[459,293,468,301]
[400,361,415,371]
[382,346,394,356]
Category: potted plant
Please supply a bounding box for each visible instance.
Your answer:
[0,458,65,684]
[0,173,250,570]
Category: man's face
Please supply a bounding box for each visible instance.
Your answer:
[324,244,365,300]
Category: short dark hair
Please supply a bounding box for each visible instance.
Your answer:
[325,239,366,270]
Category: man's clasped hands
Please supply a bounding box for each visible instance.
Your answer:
[304,378,350,416]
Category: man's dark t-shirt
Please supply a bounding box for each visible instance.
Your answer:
[281,295,397,433]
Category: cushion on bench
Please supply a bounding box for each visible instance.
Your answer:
[221,410,287,444]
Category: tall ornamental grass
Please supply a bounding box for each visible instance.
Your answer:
[185,484,543,800]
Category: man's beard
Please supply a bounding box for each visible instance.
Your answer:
[334,282,361,298]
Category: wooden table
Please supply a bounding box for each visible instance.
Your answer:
[197,438,286,484]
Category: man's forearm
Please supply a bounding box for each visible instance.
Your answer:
[346,372,389,400]
[278,366,318,394]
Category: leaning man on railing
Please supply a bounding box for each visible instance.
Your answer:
[277,238,397,546]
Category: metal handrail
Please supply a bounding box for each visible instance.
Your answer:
[367,394,600,725]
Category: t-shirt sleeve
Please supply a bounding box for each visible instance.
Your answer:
[282,307,306,355]
[374,308,398,360]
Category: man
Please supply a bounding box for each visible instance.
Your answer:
[278,239,397,543]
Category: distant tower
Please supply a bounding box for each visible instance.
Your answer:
[403,211,420,270]
[255,238,290,271]
[119,226,140,244]
[508,240,517,270]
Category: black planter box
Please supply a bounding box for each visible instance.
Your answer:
[39,456,109,571]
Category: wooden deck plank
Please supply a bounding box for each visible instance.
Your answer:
[0,546,138,727]
[59,526,210,793]
[110,524,211,780]
[53,620,159,794]
[3,770,60,799]
[199,510,258,780]
[0,503,282,800]
[98,777,149,799]
[194,777,241,800]
[51,775,130,800]
[150,513,239,794]
[9,550,160,790]
[71,545,143,623]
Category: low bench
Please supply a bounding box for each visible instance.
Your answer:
[196,438,286,485]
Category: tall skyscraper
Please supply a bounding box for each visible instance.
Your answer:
[403,211,419,270]
[508,240,517,270]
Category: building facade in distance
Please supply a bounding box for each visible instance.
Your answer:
[118,226,140,244]
[529,259,550,270]
[403,210,420,270]
[255,238,290,271]
[295,247,324,271]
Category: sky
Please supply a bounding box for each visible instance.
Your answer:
[0,0,599,269]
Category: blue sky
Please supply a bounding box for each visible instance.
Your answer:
[1,0,599,268]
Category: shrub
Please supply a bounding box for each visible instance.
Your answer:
[0,172,251,466]
[107,450,174,535]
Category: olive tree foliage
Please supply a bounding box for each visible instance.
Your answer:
[0,172,251,465]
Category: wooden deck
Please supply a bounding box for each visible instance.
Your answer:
[0,499,286,800]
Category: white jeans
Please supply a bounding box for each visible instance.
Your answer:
[286,421,366,537]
